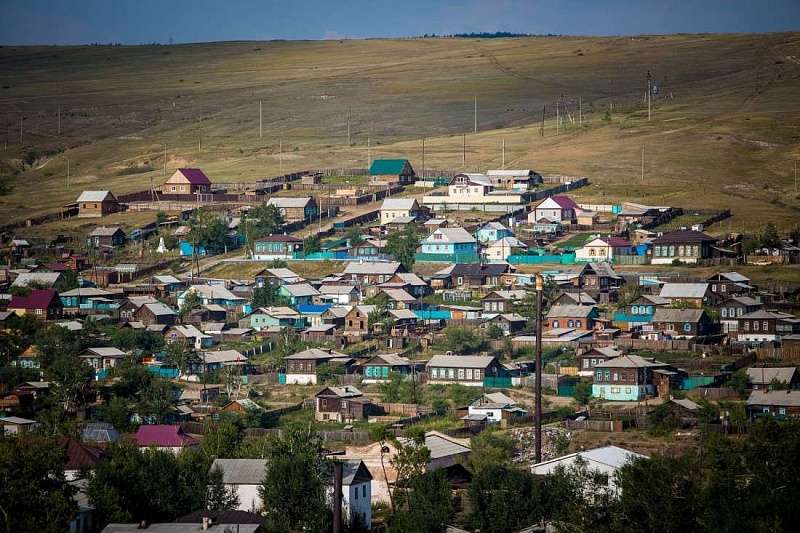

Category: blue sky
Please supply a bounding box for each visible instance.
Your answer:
[1,0,798,45]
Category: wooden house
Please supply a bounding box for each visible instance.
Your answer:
[650,308,713,339]
[747,390,800,420]
[577,346,623,376]
[133,302,177,326]
[87,226,126,248]
[76,190,120,218]
[592,355,681,401]
[651,230,716,265]
[361,354,420,383]
[267,197,318,222]
[162,168,212,195]
[545,305,599,331]
[718,296,763,335]
[314,386,373,423]
[380,198,421,225]
[283,348,353,385]
[8,289,62,320]
[369,159,416,185]
[426,355,505,387]
[707,272,754,296]
[745,367,799,391]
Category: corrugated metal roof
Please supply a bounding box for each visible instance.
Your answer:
[211,458,267,485]
[745,367,797,385]
[369,159,411,175]
[267,197,313,208]
[77,190,114,202]
[747,390,800,407]
[427,354,495,369]
[659,283,709,299]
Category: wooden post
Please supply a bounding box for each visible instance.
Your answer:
[58,104,61,136]
[502,139,505,169]
[462,133,466,166]
[473,96,477,134]
[641,145,645,183]
[259,100,263,139]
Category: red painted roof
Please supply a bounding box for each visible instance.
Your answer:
[602,237,632,247]
[178,168,212,185]
[59,437,105,470]
[9,289,58,310]
[551,195,579,210]
[135,424,198,448]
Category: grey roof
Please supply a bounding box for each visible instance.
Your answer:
[318,385,363,398]
[143,302,177,316]
[367,353,412,366]
[583,346,623,359]
[267,196,313,208]
[547,304,597,318]
[424,227,477,244]
[102,524,260,533]
[745,367,797,385]
[59,287,113,297]
[0,416,38,425]
[11,272,61,287]
[557,291,597,305]
[265,267,303,281]
[472,392,516,406]
[714,272,750,283]
[210,458,267,485]
[89,226,124,237]
[725,296,761,306]
[427,354,496,369]
[659,283,709,299]
[344,261,401,275]
[739,310,794,320]
[389,308,418,320]
[382,198,418,210]
[152,275,182,284]
[641,294,670,305]
[594,354,666,369]
[285,348,348,360]
[381,288,416,302]
[747,390,800,407]
[340,459,373,485]
[532,445,648,473]
[320,284,358,295]
[652,308,706,323]
[77,190,114,202]
[304,324,336,333]
[83,347,126,358]
[671,398,700,411]
[459,173,492,187]
[202,350,247,365]
[419,431,471,460]
[281,283,320,297]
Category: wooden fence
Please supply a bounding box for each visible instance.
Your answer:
[244,427,371,443]
[755,345,800,363]
[563,419,624,432]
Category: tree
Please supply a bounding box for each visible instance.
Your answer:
[468,430,516,474]
[304,234,321,255]
[201,418,243,461]
[573,381,593,405]
[179,290,202,318]
[258,428,330,532]
[187,209,229,254]
[54,269,79,293]
[251,284,289,308]
[163,340,197,375]
[389,470,453,533]
[386,223,420,270]
[726,369,749,397]
[155,211,168,233]
[469,464,541,533]
[249,203,284,238]
[46,354,94,413]
[207,465,241,512]
[760,222,781,249]
[442,325,483,354]
[486,323,504,339]
[0,435,78,532]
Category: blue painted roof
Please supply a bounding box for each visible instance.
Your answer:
[296,304,331,314]
[414,309,451,320]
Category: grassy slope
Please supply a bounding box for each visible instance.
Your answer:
[1,34,799,233]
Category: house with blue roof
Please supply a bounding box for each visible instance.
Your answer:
[612,294,670,331]
[297,304,332,327]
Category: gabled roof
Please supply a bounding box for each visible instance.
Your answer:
[652,308,706,323]
[203,350,247,365]
[60,437,105,470]
[319,284,358,295]
[254,234,303,243]
[723,296,761,307]
[142,302,177,316]
[427,354,496,369]
[9,289,59,310]
[747,390,800,407]
[486,169,535,178]
[652,230,715,244]
[183,285,244,301]
[280,283,320,297]
[710,272,751,283]
[659,283,709,299]
[479,221,509,231]
[369,159,412,175]
[134,425,197,447]
[11,272,61,287]
[340,459,373,485]
[547,304,597,318]
[398,431,471,460]
[285,347,348,360]
[316,385,363,398]
[267,197,314,208]
[389,308,418,320]
[381,198,418,210]
[556,291,597,305]
[594,354,667,369]
[424,227,477,244]
[538,195,578,210]
[82,347,126,358]
[487,236,527,249]
[455,173,492,187]
[745,367,797,385]
[174,168,211,185]
[343,261,402,275]
[77,190,116,203]
[210,458,266,485]
[88,226,124,237]
[532,445,647,472]
[739,310,794,320]
[365,353,412,366]
[381,288,416,302]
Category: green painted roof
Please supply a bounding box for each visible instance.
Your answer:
[369,159,412,175]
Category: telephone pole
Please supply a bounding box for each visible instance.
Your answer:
[473,96,477,134]
[501,139,505,169]
[66,158,70,189]
[347,107,351,147]
[540,105,545,137]
[57,104,61,136]
[259,100,263,139]
[163,144,167,176]
[641,145,645,183]
[421,137,425,180]
[462,133,466,166]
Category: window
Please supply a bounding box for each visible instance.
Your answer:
[754,321,760,331]
[583,359,589,368]
[613,373,618,381]
[591,358,597,366]
[721,308,727,318]
[625,388,632,394]
[466,369,473,380]
[595,371,603,381]
[447,368,455,379]
[567,320,574,328]
[744,321,750,331]
[721,284,727,292]
[354,487,358,500]
[763,321,769,331]
[458,369,465,379]
[552,320,559,328]
[474,370,481,380]
[779,408,786,416]
[363,485,366,498]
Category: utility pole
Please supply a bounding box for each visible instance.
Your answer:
[647,71,652,121]
[66,158,70,189]
[556,103,559,136]
[259,100,263,139]
[367,137,371,167]
[473,95,477,134]
[332,461,343,533]
[641,145,645,183]
[501,139,505,169]
[579,96,582,126]
[462,133,466,166]
[163,144,167,177]
[421,137,425,180]
[279,138,283,174]
[534,274,543,464]
[57,104,61,136]
[540,105,545,137]
[347,107,351,147]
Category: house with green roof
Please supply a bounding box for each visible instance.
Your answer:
[369,159,416,185]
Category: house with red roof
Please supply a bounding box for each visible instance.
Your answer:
[576,236,634,263]
[134,424,199,453]
[8,289,63,320]
[163,168,212,195]
[530,195,580,224]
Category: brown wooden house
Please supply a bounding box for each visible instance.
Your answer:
[87,226,126,248]
[76,190,120,218]
[314,386,373,423]
[133,302,178,327]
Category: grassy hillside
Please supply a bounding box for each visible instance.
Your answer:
[1,33,799,231]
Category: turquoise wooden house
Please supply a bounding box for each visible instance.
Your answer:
[247,307,306,331]
[361,354,420,383]
[417,227,479,263]
[369,158,416,185]
[475,222,513,244]
[59,287,119,312]
[277,283,320,307]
